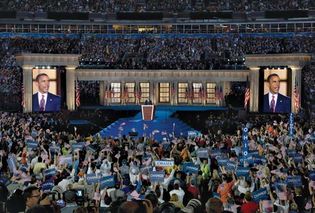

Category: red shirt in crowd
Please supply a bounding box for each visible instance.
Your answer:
[240,201,259,213]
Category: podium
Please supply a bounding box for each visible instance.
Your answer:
[141,105,155,121]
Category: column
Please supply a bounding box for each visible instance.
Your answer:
[99,81,105,105]
[290,66,302,113]
[249,66,260,112]
[223,81,231,106]
[22,65,33,113]
[66,66,76,111]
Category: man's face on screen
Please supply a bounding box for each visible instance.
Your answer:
[268,75,280,94]
[36,75,50,94]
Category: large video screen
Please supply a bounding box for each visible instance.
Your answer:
[32,68,61,112]
[261,68,291,113]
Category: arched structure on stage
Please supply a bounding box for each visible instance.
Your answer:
[16,53,311,113]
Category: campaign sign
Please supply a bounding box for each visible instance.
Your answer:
[236,167,250,177]
[226,161,237,171]
[49,145,60,153]
[150,171,165,183]
[72,142,84,150]
[249,151,260,158]
[210,149,222,158]
[44,168,56,178]
[292,154,303,163]
[217,158,228,167]
[59,155,73,166]
[86,173,100,185]
[197,148,209,158]
[253,156,267,165]
[287,150,296,157]
[100,176,115,189]
[289,113,294,137]
[184,164,199,174]
[155,160,174,167]
[286,175,302,187]
[252,188,269,202]
[242,127,249,159]
[309,171,315,181]
[41,180,55,192]
[26,140,38,149]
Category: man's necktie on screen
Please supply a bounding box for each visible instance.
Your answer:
[270,95,275,112]
[39,95,45,111]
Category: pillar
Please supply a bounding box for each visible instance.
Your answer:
[22,65,33,113]
[66,66,76,110]
[99,81,105,105]
[249,66,260,112]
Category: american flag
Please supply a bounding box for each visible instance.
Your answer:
[244,87,250,108]
[21,83,25,109]
[75,80,80,108]
[293,79,300,111]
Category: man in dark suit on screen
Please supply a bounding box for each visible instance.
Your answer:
[263,73,291,113]
[32,73,61,112]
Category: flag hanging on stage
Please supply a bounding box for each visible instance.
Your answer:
[75,80,80,108]
[293,78,300,111]
[244,78,250,109]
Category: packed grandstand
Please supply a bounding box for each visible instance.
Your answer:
[0,1,315,213]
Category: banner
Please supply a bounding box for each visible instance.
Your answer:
[150,171,165,182]
[86,173,100,185]
[100,176,115,189]
[292,154,303,163]
[44,168,56,178]
[49,145,60,153]
[187,131,198,138]
[289,113,294,137]
[226,161,237,171]
[242,127,249,164]
[72,142,84,150]
[309,171,315,181]
[155,160,174,167]
[182,162,199,174]
[26,140,38,149]
[197,148,209,158]
[59,155,73,166]
[286,175,302,187]
[236,167,250,177]
[252,188,269,202]
[41,180,55,192]
[217,158,228,167]
[210,149,222,158]
[287,149,296,157]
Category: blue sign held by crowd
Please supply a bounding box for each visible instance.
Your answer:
[44,168,56,178]
[309,171,315,181]
[41,180,55,192]
[289,113,294,137]
[287,175,302,187]
[252,188,269,202]
[242,127,249,164]
[236,167,250,177]
[26,140,38,149]
[100,176,115,189]
[150,171,165,182]
[197,148,209,158]
[86,173,100,185]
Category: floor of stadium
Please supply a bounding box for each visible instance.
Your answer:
[78,105,227,140]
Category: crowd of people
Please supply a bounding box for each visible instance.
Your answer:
[1,0,314,12]
[0,109,314,213]
[0,34,315,110]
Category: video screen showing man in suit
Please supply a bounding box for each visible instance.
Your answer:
[263,73,291,113]
[32,73,61,112]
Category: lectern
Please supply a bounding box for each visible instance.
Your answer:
[141,105,155,121]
